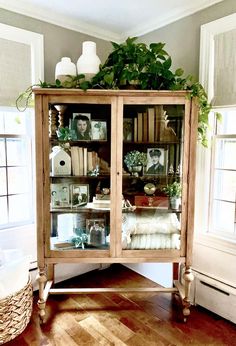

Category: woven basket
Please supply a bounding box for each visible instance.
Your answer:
[0,277,33,345]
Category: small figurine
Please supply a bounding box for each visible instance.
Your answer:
[168,164,174,175]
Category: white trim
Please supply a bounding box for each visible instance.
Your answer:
[0,23,44,83]
[0,0,223,43]
[199,13,236,101]
[194,233,236,256]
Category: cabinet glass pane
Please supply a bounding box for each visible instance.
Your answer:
[122,103,184,250]
[49,103,111,251]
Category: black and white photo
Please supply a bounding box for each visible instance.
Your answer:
[91,120,107,140]
[146,148,168,175]
[71,184,89,207]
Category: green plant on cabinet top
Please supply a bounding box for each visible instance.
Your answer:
[16,37,221,147]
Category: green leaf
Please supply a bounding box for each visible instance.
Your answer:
[163,57,172,70]
[175,68,184,76]
[55,79,62,87]
[104,71,114,86]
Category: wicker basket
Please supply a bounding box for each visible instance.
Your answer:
[0,277,33,345]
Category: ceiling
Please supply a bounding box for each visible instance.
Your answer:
[0,0,223,42]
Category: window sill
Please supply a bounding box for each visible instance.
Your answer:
[194,233,236,255]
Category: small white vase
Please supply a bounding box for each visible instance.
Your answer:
[77,41,101,81]
[55,57,76,85]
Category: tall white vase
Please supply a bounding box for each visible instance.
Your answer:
[55,57,76,85]
[77,41,101,81]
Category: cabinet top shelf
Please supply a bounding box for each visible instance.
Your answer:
[33,87,191,99]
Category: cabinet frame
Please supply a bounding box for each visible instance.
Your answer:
[34,88,198,322]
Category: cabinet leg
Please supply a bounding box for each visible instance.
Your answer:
[182,266,194,321]
[37,267,47,323]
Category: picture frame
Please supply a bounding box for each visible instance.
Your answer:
[146,148,168,175]
[123,118,133,141]
[70,113,91,140]
[91,120,107,141]
[50,183,70,208]
[86,218,106,246]
[71,184,89,207]
[72,112,91,120]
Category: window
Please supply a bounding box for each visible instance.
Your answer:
[196,13,236,244]
[0,107,34,229]
[0,24,43,263]
[208,109,236,240]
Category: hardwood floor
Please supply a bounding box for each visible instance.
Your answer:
[5,264,236,346]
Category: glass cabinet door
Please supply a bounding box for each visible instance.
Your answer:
[122,102,185,251]
[48,101,112,253]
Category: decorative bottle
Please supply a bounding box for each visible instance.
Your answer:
[77,41,101,81]
[55,57,76,85]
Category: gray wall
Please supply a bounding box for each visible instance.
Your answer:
[0,8,112,83]
[139,0,236,78]
[1,1,235,82]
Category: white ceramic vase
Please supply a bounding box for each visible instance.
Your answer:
[77,41,101,81]
[55,57,76,85]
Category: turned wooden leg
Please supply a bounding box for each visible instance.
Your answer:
[37,267,47,323]
[182,266,194,321]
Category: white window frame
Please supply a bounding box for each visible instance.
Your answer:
[0,24,44,266]
[0,23,44,86]
[195,13,236,252]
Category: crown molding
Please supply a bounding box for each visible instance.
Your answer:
[0,0,223,43]
[123,0,223,39]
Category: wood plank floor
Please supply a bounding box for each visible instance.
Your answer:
[5,264,236,346]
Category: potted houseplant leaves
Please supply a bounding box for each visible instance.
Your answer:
[124,150,147,176]
[162,181,182,210]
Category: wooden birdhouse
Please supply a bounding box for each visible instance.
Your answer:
[50,146,71,176]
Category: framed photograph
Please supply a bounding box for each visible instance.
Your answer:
[91,120,107,140]
[146,148,168,175]
[72,112,91,120]
[70,113,91,140]
[71,184,89,207]
[86,218,106,246]
[51,183,70,208]
[123,118,133,141]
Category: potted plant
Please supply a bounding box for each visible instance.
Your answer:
[16,37,220,147]
[92,37,179,90]
[124,150,147,176]
[162,181,182,210]
[91,37,220,147]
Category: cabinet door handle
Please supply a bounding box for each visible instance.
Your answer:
[117,172,120,175]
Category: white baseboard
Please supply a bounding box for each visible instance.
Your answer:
[124,263,172,287]
[192,271,236,324]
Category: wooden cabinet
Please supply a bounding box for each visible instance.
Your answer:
[34,88,198,322]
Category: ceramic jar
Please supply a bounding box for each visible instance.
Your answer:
[55,57,76,85]
[77,41,101,81]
